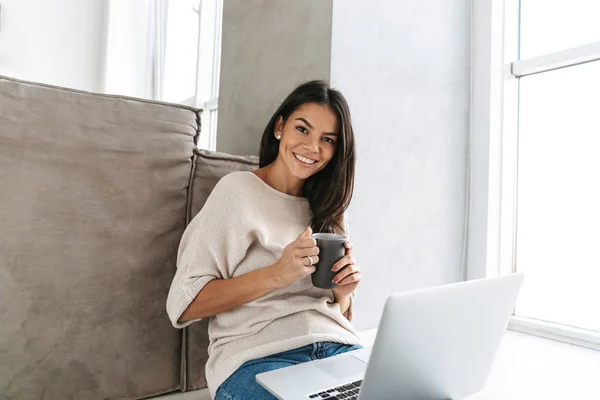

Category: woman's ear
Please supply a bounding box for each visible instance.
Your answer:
[274,116,284,139]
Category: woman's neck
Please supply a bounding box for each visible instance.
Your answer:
[254,160,305,197]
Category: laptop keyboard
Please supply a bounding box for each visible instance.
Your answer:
[307,380,362,399]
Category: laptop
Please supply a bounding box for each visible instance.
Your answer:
[256,273,524,400]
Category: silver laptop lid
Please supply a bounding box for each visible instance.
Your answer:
[359,273,524,400]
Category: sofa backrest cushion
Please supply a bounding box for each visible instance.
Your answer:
[0,75,199,399]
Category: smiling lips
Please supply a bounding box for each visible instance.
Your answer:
[294,152,318,165]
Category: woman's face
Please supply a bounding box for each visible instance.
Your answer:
[275,103,339,181]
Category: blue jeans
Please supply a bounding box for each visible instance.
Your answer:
[215,342,363,400]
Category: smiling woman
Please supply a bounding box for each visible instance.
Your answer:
[166,80,362,400]
[258,80,356,234]
[278,110,338,170]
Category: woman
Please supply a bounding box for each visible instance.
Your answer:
[166,80,363,399]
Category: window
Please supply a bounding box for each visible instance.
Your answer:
[519,0,600,59]
[469,0,600,349]
[162,0,199,104]
[503,0,600,346]
[162,0,222,150]
[514,62,600,333]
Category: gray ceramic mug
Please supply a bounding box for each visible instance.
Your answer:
[311,233,347,289]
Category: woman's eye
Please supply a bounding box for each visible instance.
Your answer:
[296,126,308,134]
[323,137,335,144]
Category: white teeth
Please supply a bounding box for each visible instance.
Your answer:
[294,153,316,164]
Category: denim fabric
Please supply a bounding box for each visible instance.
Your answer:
[215,342,363,400]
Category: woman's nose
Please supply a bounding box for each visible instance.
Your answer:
[303,138,320,153]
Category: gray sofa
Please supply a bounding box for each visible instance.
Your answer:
[0,75,258,400]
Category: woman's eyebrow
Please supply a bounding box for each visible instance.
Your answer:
[295,117,314,129]
[295,117,338,136]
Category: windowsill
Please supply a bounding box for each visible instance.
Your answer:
[508,315,600,351]
[358,329,600,399]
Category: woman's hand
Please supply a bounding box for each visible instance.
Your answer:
[271,227,319,288]
[332,241,361,299]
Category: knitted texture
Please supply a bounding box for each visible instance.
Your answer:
[166,171,360,398]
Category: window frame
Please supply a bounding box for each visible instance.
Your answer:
[168,0,222,151]
[193,0,222,151]
[467,0,600,350]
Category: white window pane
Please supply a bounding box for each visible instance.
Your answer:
[196,0,222,103]
[520,0,600,59]
[515,61,600,332]
[197,0,216,102]
[163,0,199,103]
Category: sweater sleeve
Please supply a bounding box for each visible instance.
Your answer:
[166,174,252,328]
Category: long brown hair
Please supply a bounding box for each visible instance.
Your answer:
[259,80,356,234]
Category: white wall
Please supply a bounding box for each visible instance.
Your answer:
[0,0,107,92]
[331,0,471,330]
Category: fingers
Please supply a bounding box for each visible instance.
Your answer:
[298,226,313,238]
[296,253,319,267]
[331,264,360,285]
[331,254,357,272]
[296,236,317,248]
[305,265,317,276]
[303,255,319,267]
[335,270,361,285]
[344,241,353,256]
[297,246,319,258]
[333,263,360,282]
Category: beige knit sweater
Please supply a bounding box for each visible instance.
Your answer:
[166,171,361,398]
